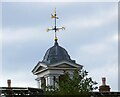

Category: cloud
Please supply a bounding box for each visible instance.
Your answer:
[105,33,118,44]
[0,32,2,43]
[2,26,52,44]
[79,43,107,55]
[1,70,37,87]
[112,34,118,41]
[75,33,118,58]
[65,5,117,31]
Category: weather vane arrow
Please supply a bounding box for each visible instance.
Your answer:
[46,8,65,41]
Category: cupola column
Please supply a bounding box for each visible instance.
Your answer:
[55,76,59,89]
[44,75,55,89]
[47,76,54,86]
[36,77,42,89]
[44,76,48,87]
[38,78,42,89]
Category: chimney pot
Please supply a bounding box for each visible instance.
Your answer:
[99,77,110,92]
[102,77,106,85]
[7,79,11,87]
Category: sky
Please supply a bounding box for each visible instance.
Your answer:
[0,1,119,91]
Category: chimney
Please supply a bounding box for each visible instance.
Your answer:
[99,77,110,92]
[7,79,11,87]
[102,77,106,85]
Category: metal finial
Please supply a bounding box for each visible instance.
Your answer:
[46,8,65,41]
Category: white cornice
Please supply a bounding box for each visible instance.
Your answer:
[33,61,83,75]
[48,61,83,68]
[32,62,48,74]
[33,68,48,75]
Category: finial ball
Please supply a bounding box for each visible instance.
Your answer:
[54,37,58,41]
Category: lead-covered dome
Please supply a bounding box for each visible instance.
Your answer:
[42,40,75,64]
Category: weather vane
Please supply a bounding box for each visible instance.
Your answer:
[46,8,65,41]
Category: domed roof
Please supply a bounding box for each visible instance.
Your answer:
[42,40,75,64]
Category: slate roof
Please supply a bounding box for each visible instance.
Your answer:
[42,40,76,65]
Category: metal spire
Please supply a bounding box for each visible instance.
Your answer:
[46,8,65,41]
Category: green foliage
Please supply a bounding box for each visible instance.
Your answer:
[45,69,98,95]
